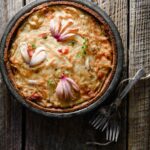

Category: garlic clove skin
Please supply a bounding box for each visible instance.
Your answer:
[20,42,30,64]
[30,47,46,67]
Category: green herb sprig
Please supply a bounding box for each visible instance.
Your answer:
[76,38,88,58]
[47,79,56,86]
[32,44,36,49]
[69,41,76,46]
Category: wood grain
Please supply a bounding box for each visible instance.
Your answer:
[128,0,150,150]
[24,0,128,150]
[1,0,149,149]
[0,1,23,150]
[26,0,35,5]
[97,0,128,149]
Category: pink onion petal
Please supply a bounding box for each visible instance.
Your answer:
[59,33,75,41]
[59,81,65,99]
[30,47,46,67]
[63,80,75,99]
[32,47,46,58]
[59,20,73,34]
[56,77,79,100]
[56,80,64,100]
[30,51,46,67]
[20,42,30,63]
[66,77,80,92]
[62,28,79,35]
[50,19,55,35]
[55,18,62,35]
[50,18,76,41]
[61,80,69,100]
[68,28,79,33]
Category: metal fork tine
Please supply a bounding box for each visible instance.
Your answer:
[102,120,109,131]
[106,127,109,141]
[89,113,99,124]
[93,116,104,128]
[112,123,117,141]
[95,117,106,129]
[89,104,122,143]
[100,117,108,130]
[90,114,102,126]
[109,127,113,141]
[115,126,120,142]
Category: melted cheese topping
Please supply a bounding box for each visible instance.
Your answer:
[9,6,113,108]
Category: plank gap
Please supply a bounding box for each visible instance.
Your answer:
[126,0,130,149]
[23,0,26,6]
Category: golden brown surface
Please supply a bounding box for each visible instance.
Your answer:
[8,5,114,110]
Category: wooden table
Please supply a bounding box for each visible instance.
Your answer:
[0,0,150,149]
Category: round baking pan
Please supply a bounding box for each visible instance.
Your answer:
[0,0,123,118]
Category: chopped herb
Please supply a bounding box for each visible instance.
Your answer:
[83,38,87,44]
[46,57,50,62]
[47,80,52,85]
[82,49,86,55]
[32,44,36,49]
[76,53,81,58]
[76,38,88,58]
[47,79,55,86]
[82,45,87,49]
[43,36,47,39]
[69,41,76,46]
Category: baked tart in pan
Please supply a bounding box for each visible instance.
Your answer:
[0,0,123,117]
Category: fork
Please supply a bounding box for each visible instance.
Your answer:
[89,68,146,142]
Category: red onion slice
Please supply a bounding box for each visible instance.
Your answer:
[20,42,30,64]
[56,77,80,101]
[66,77,80,92]
[50,18,77,42]
[30,47,46,67]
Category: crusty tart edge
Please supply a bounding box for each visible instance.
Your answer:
[4,1,117,113]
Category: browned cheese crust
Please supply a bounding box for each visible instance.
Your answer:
[5,2,117,112]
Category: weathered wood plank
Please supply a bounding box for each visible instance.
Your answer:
[97,0,128,149]
[0,0,23,150]
[24,0,128,150]
[26,0,35,5]
[128,0,150,150]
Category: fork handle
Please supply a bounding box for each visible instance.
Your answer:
[115,68,145,106]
